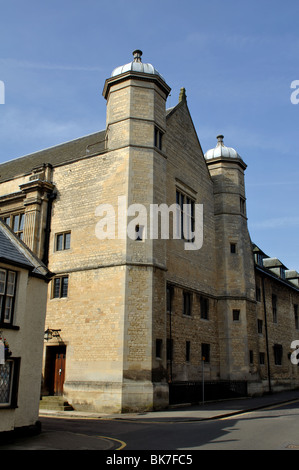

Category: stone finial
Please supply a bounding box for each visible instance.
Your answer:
[133,50,143,62]
[217,135,224,144]
[179,87,187,102]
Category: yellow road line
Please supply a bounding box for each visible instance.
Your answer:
[219,412,251,421]
[65,431,127,450]
[97,435,127,450]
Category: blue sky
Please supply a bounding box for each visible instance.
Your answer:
[0,0,298,270]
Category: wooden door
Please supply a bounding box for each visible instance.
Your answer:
[54,351,65,396]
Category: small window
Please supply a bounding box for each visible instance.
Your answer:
[52,276,69,299]
[200,296,209,320]
[274,344,283,365]
[56,232,71,251]
[135,225,144,241]
[186,341,191,362]
[249,350,253,364]
[0,359,20,408]
[3,216,10,226]
[201,343,210,363]
[154,127,163,150]
[1,213,25,239]
[183,291,192,316]
[257,319,263,334]
[255,253,264,267]
[156,339,162,359]
[0,268,17,325]
[256,286,261,302]
[230,243,237,254]
[0,361,13,407]
[240,197,246,215]
[233,309,240,321]
[259,352,265,365]
[176,190,195,242]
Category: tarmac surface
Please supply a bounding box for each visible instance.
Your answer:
[2,389,299,450]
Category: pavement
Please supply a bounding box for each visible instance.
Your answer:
[39,389,299,422]
[2,390,299,450]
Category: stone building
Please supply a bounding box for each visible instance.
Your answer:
[0,50,298,413]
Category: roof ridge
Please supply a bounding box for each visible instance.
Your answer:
[0,129,105,167]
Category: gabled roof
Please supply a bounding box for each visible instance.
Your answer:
[0,98,197,184]
[0,220,52,280]
[0,130,106,183]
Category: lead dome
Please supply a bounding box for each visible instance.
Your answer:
[111,50,165,81]
[205,135,241,160]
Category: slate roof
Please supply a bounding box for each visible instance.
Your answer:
[0,229,32,269]
[0,105,182,184]
[0,130,106,183]
[0,220,52,279]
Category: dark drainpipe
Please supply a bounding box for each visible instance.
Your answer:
[42,191,56,266]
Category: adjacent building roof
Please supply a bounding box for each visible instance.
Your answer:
[0,220,52,280]
[253,243,299,291]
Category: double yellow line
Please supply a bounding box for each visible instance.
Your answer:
[97,435,127,450]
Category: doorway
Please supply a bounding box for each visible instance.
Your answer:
[44,345,66,396]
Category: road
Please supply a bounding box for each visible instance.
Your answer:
[2,399,299,451]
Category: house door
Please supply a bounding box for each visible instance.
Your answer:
[44,345,66,396]
[54,350,66,396]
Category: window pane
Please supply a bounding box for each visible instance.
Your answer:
[184,292,191,315]
[19,213,25,231]
[53,278,61,298]
[56,234,63,251]
[0,362,13,405]
[6,272,16,296]
[13,215,19,232]
[64,233,71,250]
[61,277,68,297]
[4,296,12,322]
[0,270,6,295]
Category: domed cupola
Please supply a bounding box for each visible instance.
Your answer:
[103,50,170,101]
[204,135,241,160]
[111,50,165,81]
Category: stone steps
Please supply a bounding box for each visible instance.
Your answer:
[40,396,73,411]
